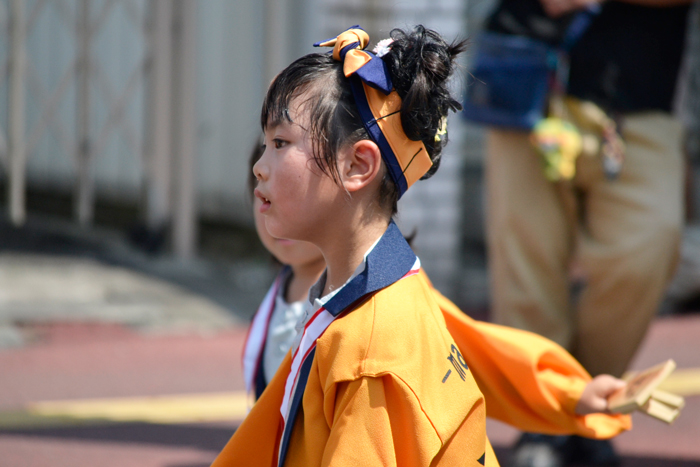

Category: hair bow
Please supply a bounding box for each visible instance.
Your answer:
[314,26,432,198]
[314,27,393,94]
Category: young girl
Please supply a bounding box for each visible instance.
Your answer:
[243,142,326,402]
[214,26,628,467]
[244,140,629,440]
[243,234,632,430]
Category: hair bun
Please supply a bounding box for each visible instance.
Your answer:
[382,25,466,177]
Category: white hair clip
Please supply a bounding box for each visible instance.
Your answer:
[372,38,394,58]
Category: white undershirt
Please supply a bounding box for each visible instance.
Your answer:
[291,235,383,354]
[262,278,307,383]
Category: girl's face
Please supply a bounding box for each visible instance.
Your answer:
[253,194,325,269]
[253,95,343,244]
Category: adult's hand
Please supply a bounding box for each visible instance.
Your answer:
[538,0,603,17]
[540,0,694,17]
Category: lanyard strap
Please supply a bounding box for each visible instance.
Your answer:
[560,5,600,52]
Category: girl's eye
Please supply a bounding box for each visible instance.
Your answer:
[273,139,287,149]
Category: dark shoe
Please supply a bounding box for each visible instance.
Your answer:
[510,433,569,467]
[565,436,621,466]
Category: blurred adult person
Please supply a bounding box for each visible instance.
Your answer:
[481,0,693,465]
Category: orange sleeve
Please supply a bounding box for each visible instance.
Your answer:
[323,375,442,467]
[433,286,631,438]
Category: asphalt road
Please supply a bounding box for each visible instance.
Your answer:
[0,218,699,466]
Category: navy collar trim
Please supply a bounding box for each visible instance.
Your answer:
[324,221,416,316]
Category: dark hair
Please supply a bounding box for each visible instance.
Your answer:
[260,25,465,215]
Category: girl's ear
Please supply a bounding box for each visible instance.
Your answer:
[340,140,383,193]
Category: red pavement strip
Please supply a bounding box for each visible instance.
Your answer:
[0,323,248,407]
[0,316,699,467]
[0,323,246,467]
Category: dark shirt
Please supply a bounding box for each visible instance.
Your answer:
[487,0,690,113]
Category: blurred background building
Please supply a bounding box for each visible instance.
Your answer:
[0,0,698,310]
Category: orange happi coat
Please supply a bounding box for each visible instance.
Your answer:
[214,268,498,466]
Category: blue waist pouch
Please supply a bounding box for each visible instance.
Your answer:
[462,32,556,130]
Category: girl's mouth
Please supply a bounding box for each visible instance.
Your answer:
[254,189,271,213]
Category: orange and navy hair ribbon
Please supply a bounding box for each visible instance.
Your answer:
[314,26,433,198]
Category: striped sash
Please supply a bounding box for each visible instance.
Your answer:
[242,267,288,402]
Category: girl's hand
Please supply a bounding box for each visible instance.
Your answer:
[575,374,627,415]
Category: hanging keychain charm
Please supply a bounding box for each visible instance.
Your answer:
[600,117,625,179]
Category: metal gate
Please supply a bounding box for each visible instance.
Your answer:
[0,0,197,258]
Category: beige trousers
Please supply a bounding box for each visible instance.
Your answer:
[485,112,684,377]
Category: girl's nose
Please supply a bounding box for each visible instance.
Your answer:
[253,158,268,181]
